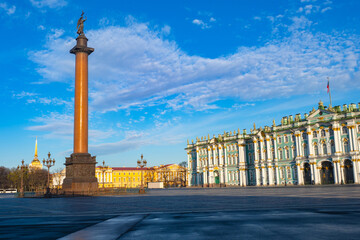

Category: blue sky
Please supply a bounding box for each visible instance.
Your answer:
[1,0,360,170]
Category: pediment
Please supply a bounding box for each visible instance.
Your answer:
[307,109,336,121]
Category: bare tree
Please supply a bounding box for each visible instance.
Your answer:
[0,166,11,189]
[178,162,188,187]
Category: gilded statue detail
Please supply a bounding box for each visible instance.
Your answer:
[77,11,87,36]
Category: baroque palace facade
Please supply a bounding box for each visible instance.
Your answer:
[186,101,360,187]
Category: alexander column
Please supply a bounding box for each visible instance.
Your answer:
[62,12,98,192]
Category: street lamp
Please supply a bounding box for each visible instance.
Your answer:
[17,160,28,198]
[99,160,107,188]
[137,154,147,193]
[43,152,55,194]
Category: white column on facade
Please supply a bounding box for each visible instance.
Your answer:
[187,151,192,186]
[353,159,359,184]
[333,160,340,184]
[332,123,342,154]
[224,144,228,185]
[253,138,261,186]
[265,136,274,185]
[295,131,302,157]
[310,162,315,184]
[238,140,246,187]
[296,163,303,185]
[259,137,268,185]
[315,164,321,184]
[348,125,355,152]
[307,127,314,156]
[196,146,200,186]
[272,134,280,185]
[218,144,224,184]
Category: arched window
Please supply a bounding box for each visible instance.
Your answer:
[323,143,327,155]
[272,149,275,159]
[279,149,283,159]
[321,130,326,137]
[285,149,290,159]
[358,125,360,132]
[329,129,334,136]
[285,135,288,143]
[313,131,317,138]
[343,127,348,134]
[278,137,282,144]
[314,145,319,156]
[292,135,296,142]
[344,141,350,153]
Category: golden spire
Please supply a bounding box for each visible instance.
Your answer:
[34,136,38,159]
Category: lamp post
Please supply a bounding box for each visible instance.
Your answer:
[99,160,107,188]
[43,152,55,194]
[17,160,28,198]
[137,154,147,194]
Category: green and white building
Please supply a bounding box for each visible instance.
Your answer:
[185,101,360,187]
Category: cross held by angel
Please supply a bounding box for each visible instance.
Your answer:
[77,11,87,35]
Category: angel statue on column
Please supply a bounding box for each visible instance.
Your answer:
[77,11,87,35]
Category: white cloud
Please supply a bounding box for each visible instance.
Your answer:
[0,2,16,15]
[38,25,45,30]
[30,0,67,9]
[209,17,216,22]
[192,19,209,29]
[29,17,360,114]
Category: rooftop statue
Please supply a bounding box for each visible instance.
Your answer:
[77,11,87,36]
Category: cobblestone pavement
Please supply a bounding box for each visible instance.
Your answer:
[1,185,360,239]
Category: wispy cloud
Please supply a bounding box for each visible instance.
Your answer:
[29,15,360,114]
[30,0,67,9]
[0,2,16,15]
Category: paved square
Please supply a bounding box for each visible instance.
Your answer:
[1,185,360,239]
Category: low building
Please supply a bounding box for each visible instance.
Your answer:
[186,101,360,187]
[54,163,186,189]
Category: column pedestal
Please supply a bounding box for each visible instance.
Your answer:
[63,153,98,192]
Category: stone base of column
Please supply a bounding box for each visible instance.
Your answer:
[62,153,98,193]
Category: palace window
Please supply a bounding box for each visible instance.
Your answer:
[358,125,360,132]
[287,167,291,179]
[278,137,282,144]
[344,141,350,153]
[284,135,288,143]
[321,130,326,137]
[285,149,290,159]
[313,131,317,138]
[272,150,276,159]
[329,129,334,136]
[279,149,283,159]
[342,127,348,134]
[292,135,296,142]
[304,144,308,156]
[292,147,296,158]
[302,132,307,140]
[248,144,252,150]
[323,143,327,155]
[331,141,335,154]
[314,145,319,156]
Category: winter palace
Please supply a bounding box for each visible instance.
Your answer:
[185,101,360,187]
